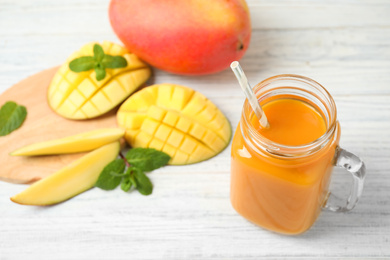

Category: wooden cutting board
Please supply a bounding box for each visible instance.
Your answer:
[0,67,120,184]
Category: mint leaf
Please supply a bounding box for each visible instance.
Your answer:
[94,65,106,81]
[93,44,105,62]
[102,55,128,68]
[109,171,128,177]
[126,148,170,172]
[69,56,96,72]
[96,149,168,196]
[95,159,126,190]
[68,44,127,81]
[134,169,153,195]
[129,173,137,188]
[0,101,27,136]
[121,175,133,192]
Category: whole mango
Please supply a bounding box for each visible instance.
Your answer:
[109,0,251,75]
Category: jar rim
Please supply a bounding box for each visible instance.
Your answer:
[242,74,338,157]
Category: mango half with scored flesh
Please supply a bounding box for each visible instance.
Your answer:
[48,41,151,119]
[11,141,120,206]
[117,84,231,165]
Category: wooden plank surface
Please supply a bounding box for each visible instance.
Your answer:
[1,0,389,259]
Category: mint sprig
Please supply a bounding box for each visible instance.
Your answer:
[95,148,170,195]
[95,159,126,190]
[126,147,172,172]
[0,101,27,136]
[69,44,128,81]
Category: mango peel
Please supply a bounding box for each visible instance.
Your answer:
[47,41,151,119]
[117,84,232,165]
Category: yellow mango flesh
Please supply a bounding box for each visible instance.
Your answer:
[11,128,124,156]
[48,41,151,119]
[10,141,120,206]
[117,84,231,165]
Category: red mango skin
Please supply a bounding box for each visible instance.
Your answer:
[109,0,251,75]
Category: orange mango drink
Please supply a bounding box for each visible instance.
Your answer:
[230,75,341,235]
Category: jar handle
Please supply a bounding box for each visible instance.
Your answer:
[323,147,366,212]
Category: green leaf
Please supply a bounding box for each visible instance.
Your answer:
[68,44,128,81]
[94,65,106,81]
[93,44,105,62]
[129,171,137,188]
[69,56,96,72]
[95,159,126,190]
[102,55,128,69]
[134,169,153,195]
[109,171,128,177]
[0,101,27,136]
[126,148,170,172]
[121,175,133,192]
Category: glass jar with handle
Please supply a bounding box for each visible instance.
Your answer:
[230,74,366,235]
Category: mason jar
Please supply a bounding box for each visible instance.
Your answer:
[230,74,366,235]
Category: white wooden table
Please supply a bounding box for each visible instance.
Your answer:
[1,0,389,258]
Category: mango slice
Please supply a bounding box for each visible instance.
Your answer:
[11,128,124,156]
[10,141,120,206]
[117,84,231,165]
[48,41,151,119]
